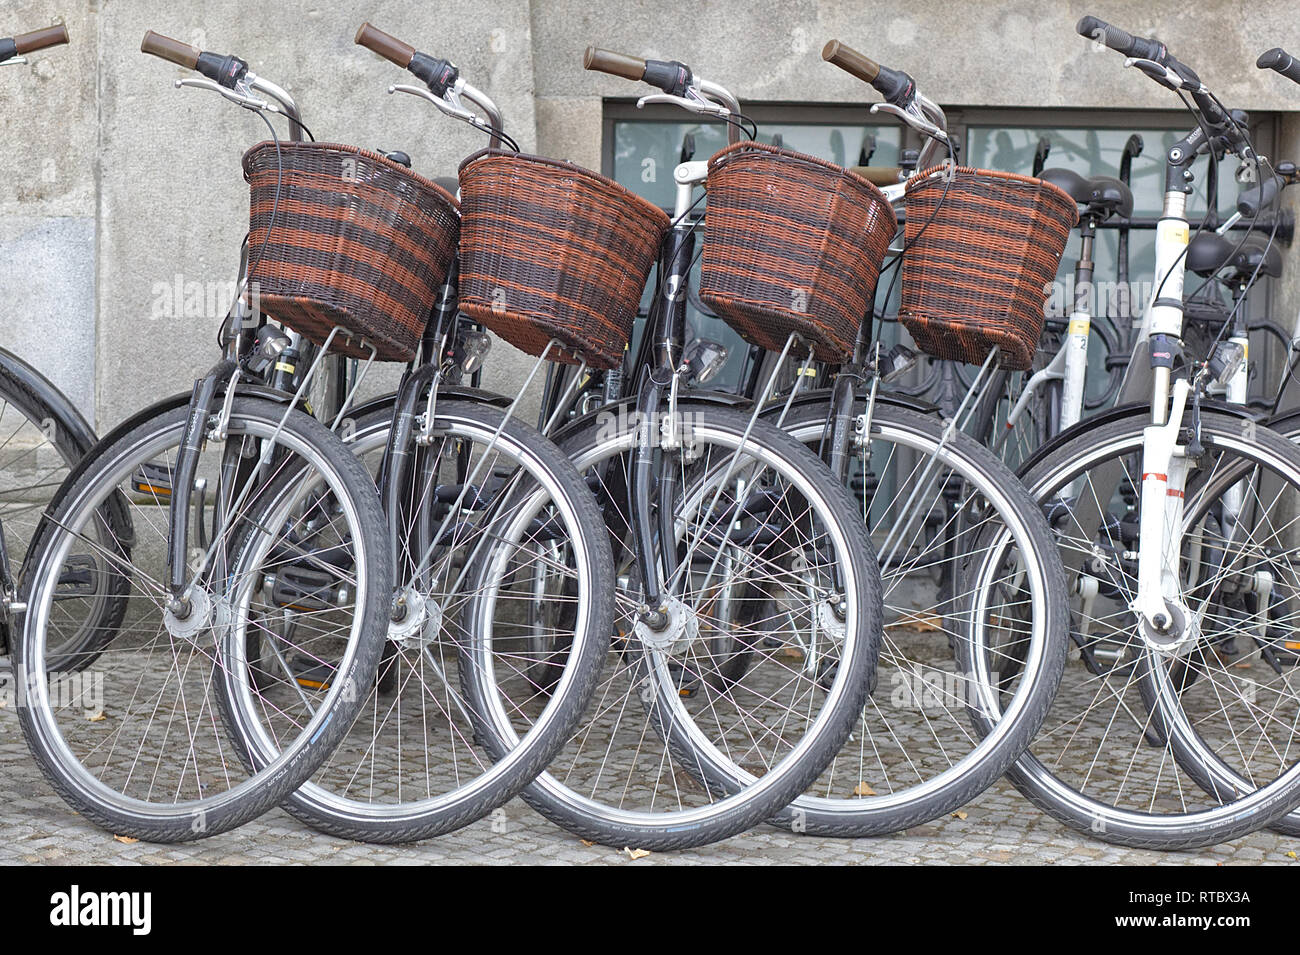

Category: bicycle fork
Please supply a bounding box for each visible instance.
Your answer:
[1134,377,1196,652]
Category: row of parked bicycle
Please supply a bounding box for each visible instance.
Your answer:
[2,14,1300,853]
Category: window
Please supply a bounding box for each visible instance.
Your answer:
[603,101,1282,404]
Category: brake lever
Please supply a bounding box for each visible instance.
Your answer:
[636,90,730,120]
[389,82,499,140]
[390,83,475,122]
[174,76,278,113]
[870,102,949,145]
[1123,57,1189,91]
[0,56,28,68]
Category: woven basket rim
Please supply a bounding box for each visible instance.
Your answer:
[905,162,1076,214]
[707,140,891,203]
[459,147,670,228]
[241,140,460,211]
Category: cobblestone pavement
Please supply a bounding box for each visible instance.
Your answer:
[1,714,1296,866]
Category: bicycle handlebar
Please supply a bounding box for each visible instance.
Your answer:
[1077,16,1166,63]
[852,165,905,186]
[1258,48,1300,86]
[141,30,247,89]
[14,24,69,55]
[355,22,458,96]
[583,47,646,82]
[583,46,692,96]
[1077,15,1249,157]
[355,21,415,68]
[0,23,69,64]
[140,29,198,68]
[821,40,912,105]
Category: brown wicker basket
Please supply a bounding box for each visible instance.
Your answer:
[900,165,1077,371]
[699,141,897,363]
[457,149,669,369]
[242,141,460,362]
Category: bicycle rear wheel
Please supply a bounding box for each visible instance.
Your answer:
[767,400,1068,834]
[16,398,390,841]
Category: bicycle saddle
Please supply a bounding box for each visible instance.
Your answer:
[1037,167,1134,220]
[1186,232,1283,280]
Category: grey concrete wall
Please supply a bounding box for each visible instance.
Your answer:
[1,0,1298,430]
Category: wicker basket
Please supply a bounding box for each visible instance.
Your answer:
[242,141,460,362]
[457,149,669,369]
[899,165,1077,371]
[699,141,897,364]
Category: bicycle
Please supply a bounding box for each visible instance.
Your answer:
[220,22,621,844]
[992,15,1300,848]
[430,39,889,850]
[13,29,397,842]
[545,42,1073,841]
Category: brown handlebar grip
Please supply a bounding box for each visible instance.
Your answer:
[822,40,881,83]
[14,24,69,54]
[140,30,200,69]
[852,165,904,186]
[582,46,646,82]
[355,22,415,68]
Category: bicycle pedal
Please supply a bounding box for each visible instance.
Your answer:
[290,658,335,691]
[376,641,399,695]
[269,564,350,612]
[129,462,174,499]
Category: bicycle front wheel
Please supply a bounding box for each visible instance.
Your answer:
[223,399,614,843]
[16,397,390,842]
[1013,411,1300,848]
[513,406,883,850]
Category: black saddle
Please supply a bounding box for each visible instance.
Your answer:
[1038,167,1134,220]
[1187,232,1283,280]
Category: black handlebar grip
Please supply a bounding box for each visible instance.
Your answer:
[642,58,691,96]
[140,29,200,69]
[1258,48,1300,86]
[583,46,646,82]
[355,22,415,69]
[13,24,68,54]
[1076,15,1163,61]
[1238,175,1282,218]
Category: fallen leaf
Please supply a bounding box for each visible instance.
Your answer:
[113,835,138,845]
[1286,851,1297,860]
[887,612,942,633]
[580,839,595,848]
[852,781,877,797]
[87,711,106,722]
[624,847,650,860]
[952,810,968,820]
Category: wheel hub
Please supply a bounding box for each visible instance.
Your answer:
[388,589,440,650]
[1139,601,1200,656]
[163,587,220,641]
[635,596,699,653]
